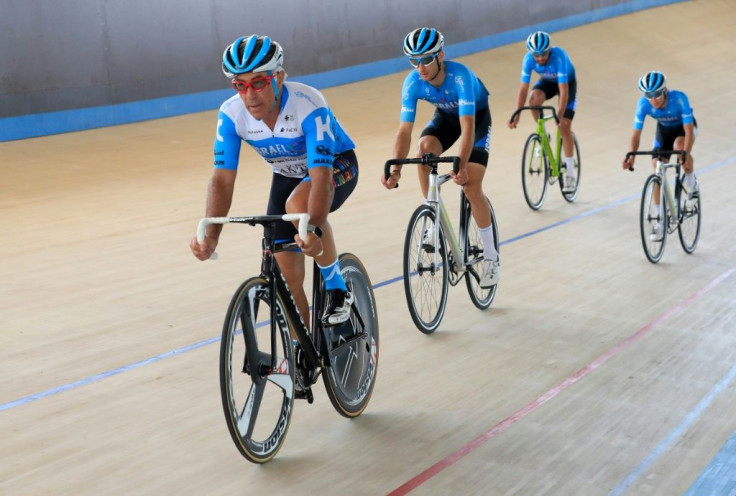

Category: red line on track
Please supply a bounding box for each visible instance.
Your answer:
[387,267,735,495]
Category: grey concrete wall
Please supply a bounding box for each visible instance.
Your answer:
[0,0,631,118]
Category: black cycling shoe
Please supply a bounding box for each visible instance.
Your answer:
[322,289,354,326]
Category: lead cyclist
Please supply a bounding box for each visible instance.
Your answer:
[190,34,359,326]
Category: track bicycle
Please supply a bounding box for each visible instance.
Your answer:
[509,105,581,210]
[196,213,379,463]
[384,154,499,334]
[625,150,701,263]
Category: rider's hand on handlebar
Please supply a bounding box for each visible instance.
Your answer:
[623,156,635,171]
[190,235,218,261]
[451,167,469,186]
[295,231,324,257]
[381,170,401,190]
[508,114,520,129]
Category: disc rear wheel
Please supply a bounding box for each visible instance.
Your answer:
[322,253,379,417]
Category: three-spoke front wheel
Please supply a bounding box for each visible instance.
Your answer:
[220,277,295,464]
[403,206,449,334]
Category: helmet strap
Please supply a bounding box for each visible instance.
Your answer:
[428,59,443,84]
[268,70,281,103]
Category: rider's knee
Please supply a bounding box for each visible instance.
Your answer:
[417,136,442,156]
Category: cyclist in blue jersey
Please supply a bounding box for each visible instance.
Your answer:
[381,27,500,288]
[623,70,698,241]
[508,31,578,192]
[190,35,359,326]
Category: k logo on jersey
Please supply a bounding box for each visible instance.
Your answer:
[314,114,335,142]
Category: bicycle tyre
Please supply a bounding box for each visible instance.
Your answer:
[640,175,667,263]
[464,196,498,309]
[521,133,549,210]
[677,178,701,254]
[321,253,379,418]
[560,133,582,202]
[220,277,295,464]
[403,205,449,334]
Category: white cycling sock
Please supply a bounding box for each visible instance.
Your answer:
[683,173,696,189]
[479,226,498,261]
[565,157,575,176]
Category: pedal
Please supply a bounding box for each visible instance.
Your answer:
[295,386,314,403]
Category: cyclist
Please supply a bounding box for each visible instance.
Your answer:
[623,70,698,242]
[381,27,500,288]
[190,34,359,326]
[508,31,578,192]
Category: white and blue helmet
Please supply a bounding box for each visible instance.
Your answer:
[403,27,444,56]
[638,71,667,95]
[526,31,550,54]
[222,35,283,78]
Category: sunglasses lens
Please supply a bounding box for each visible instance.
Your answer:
[250,78,269,90]
[409,55,435,67]
[646,89,664,99]
[232,76,273,92]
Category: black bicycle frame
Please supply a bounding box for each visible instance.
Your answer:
[258,222,323,372]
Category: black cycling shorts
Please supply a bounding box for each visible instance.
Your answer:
[267,149,359,241]
[532,79,578,120]
[419,106,492,166]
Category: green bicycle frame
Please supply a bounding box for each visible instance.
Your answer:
[535,113,563,177]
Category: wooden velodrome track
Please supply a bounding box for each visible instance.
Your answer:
[2,2,735,494]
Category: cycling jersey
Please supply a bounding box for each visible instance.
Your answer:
[214,81,355,178]
[520,47,576,84]
[400,60,489,122]
[633,90,694,130]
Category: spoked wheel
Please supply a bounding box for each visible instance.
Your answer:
[521,133,549,210]
[220,277,295,464]
[677,180,701,254]
[640,175,667,263]
[463,196,498,309]
[560,133,582,202]
[403,205,449,334]
[321,253,379,418]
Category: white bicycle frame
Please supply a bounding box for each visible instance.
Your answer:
[424,172,466,273]
[650,159,680,230]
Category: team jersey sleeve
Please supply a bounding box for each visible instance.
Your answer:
[520,54,533,84]
[399,73,419,122]
[302,107,337,170]
[456,66,477,117]
[676,92,695,125]
[556,51,570,84]
[213,110,242,170]
[633,97,648,131]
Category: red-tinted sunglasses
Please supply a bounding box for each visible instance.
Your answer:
[231,74,276,93]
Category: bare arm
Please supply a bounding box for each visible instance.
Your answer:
[393,120,414,161]
[306,166,334,227]
[509,82,530,128]
[457,114,475,169]
[557,82,569,122]
[382,121,414,189]
[623,129,642,170]
[682,122,695,169]
[190,167,237,260]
